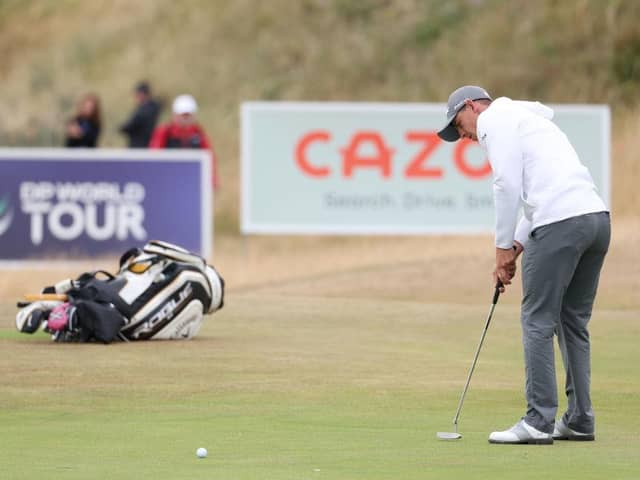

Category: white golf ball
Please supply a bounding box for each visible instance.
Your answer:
[196,447,208,458]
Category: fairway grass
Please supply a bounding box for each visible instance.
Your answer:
[1,293,638,480]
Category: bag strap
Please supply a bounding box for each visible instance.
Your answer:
[143,240,206,271]
[75,270,116,284]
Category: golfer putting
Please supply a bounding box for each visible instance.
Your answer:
[438,86,610,444]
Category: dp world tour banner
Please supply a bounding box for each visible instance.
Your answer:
[241,102,609,234]
[0,149,211,263]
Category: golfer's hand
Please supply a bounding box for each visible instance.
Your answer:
[494,247,517,289]
[513,241,524,259]
[492,270,507,293]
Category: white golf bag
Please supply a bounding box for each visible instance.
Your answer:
[16,241,224,343]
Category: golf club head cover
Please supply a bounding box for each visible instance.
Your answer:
[15,300,62,334]
[46,302,72,331]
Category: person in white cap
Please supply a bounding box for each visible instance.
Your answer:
[438,86,610,444]
[149,94,218,188]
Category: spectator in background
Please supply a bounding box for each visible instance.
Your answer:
[119,81,161,148]
[149,94,218,188]
[65,93,101,147]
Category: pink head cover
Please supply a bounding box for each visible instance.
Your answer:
[47,302,71,331]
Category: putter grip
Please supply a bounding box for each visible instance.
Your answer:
[492,280,503,304]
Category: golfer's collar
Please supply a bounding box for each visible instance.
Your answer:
[476,111,491,148]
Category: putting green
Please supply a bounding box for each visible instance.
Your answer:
[1,292,638,479]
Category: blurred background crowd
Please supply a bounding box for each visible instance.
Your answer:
[63,84,218,187]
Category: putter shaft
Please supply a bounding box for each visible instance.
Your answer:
[451,282,502,429]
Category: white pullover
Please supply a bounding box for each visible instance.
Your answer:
[477,97,608,249]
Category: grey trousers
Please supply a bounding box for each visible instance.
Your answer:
[520,212,610,434]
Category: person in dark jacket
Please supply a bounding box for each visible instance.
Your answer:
[119,81,161,148]
[65,93,101,147]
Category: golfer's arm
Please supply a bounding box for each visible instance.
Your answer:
[489,127,524,250]
[514,216,531,249]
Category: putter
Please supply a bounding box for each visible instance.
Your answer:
[437,280,503,440]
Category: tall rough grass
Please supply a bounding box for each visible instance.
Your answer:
[0,0,638,224]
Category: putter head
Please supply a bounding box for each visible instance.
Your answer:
[436,432,462,440]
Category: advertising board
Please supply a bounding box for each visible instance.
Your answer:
[0,149,211,264]
[241,102,609,235]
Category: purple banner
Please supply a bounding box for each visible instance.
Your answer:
[0,149,211,262]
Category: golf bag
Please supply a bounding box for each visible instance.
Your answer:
[15,240,224,343]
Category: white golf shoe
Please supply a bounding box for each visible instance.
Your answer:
[552,418,595,441]
[489,419,553,444]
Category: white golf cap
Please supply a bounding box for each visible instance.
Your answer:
[173,94,198,115]
[437,85,492,142]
